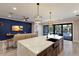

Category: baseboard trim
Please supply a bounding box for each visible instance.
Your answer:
[72,40,79,43]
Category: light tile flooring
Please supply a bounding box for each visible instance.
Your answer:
[0,40,79,56]
[59,40,79,56]
[0,48,17,56]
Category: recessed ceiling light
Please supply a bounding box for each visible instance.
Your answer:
[13,7,16,10]
[73,10,77,13]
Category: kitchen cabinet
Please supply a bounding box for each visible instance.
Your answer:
[37,38,63,56]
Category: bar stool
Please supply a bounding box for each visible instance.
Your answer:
[0,40,7,54]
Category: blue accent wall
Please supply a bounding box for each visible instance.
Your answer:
[0,18,32,40]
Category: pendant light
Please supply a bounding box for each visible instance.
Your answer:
[48,10,52,26]
[35,3,41,23]
[48,10,53,34]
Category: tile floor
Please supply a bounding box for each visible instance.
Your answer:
[59,40,79,56]
[0,40,79,56]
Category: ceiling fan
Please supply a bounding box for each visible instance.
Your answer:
[22,16,29,21]
[8,12,29,21]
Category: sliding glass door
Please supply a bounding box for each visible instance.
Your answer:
[43,23,73,41]
[54,23,73,41]
[54,25,62,36]
[63,24,72,41]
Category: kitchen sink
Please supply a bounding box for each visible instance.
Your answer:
[47,38,58,42]
[47,38,59,49]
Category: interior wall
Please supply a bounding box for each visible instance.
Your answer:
[0,18,32,34]
[33,23,43,36]
[37,24,43,36]
[0,18,32,40]
[73,20,79,42]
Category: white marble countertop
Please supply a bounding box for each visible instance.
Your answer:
[18,34,63,55]
[47,34,63,40]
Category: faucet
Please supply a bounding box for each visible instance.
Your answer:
[47,33,50,39]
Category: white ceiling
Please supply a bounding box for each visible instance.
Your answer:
[0,3,79,22]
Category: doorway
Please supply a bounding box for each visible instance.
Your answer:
[63,24,73,41]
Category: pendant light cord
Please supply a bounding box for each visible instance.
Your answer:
[49,11,52,22]
[37,3,39,17]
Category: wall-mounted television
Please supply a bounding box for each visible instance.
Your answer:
[12,25,23,31]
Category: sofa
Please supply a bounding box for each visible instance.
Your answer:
[13,33,37,41]
[7,33,38,48]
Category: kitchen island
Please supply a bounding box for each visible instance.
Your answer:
[17,34,63,56]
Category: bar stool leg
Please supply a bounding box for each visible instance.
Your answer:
[2,40,6,54]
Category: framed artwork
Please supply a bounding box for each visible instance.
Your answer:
[12,25,23,31]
